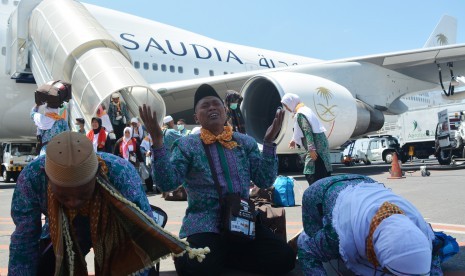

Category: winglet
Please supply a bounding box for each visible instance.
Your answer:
[423,15,457,47]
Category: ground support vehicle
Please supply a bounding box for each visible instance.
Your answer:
[1,142,37,183]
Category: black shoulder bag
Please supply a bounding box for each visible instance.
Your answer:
[202,142,256,242]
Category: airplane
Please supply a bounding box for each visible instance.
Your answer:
[1,0,465,167]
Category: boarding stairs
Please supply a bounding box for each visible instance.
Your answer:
[5,0,165,129]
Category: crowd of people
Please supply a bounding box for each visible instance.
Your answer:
[9,82,451,275]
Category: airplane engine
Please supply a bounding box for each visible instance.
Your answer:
[240,72,384,154]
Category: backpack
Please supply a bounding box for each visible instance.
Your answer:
[433,231,459,263]
[272,176,295,207]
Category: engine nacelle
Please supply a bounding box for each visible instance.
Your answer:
[240,72,384,154]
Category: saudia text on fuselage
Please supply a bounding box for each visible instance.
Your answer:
[119,33,298,69]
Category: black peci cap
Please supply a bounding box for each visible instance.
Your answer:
[194,84,223,110]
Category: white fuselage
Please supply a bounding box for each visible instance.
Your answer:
[0,1,319,141]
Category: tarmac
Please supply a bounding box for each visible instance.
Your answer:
[0,157,464,275]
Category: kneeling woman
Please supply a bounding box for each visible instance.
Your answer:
[298,174,441,276]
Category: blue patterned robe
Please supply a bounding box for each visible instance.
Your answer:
[296,113,332,175]
[152,132,277,238]
[31,109,70,155]
[8,153,152,275]
[298,174,442,276]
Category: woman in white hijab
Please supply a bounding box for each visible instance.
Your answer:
[113,127,143,167]
[281,93,332,185]
[297,174,441,276]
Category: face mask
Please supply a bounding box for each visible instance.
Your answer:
[177,124,185,131]
[230,103,238,110]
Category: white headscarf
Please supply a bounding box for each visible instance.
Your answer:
[281,93,326,147]
[32,106,60,130]
[121,127,133,160]
[123,127,132,143]
[332,182,434,276]
[375,215,432,275]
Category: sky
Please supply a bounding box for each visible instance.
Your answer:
[83,0,465,60]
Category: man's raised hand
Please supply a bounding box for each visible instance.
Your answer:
[139,104,163,148]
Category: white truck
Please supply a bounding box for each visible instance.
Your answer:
[1,141,37,183]
[384,103,465,162]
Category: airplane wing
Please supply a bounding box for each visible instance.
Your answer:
[342,43,465,84]
[154,43,465,117]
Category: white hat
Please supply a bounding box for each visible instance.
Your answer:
[163,115,173,124]
[191,126,201,134]
[111,93,120,99]
[130,117,138,124]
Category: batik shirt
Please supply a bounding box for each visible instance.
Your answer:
[31,109,70,155]
[9,152,152,275]
[296,113,332,175]
[152,132,277,238]
[163,128,182,151]
[297,174,442,276]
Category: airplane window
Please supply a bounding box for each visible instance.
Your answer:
[209,70,214,76]
[134,61,140,68]
[152,63,158,71]
[194,68,199,75]
[178,66,183,73]
[170,65,175,73]
[143,62,149,70]
[1,47,5,56]
[161,64,167,72]
[224,72,228,75]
